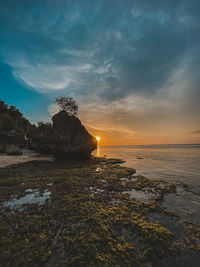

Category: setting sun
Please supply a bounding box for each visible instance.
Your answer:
[96,136,101,142]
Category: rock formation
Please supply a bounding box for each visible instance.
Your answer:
[0,99,97,159]
[5,144,22,155]
[31,111,97,159]
[0,130,25,155]
[0,143,5,153]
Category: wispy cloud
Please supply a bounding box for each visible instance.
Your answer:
[189,130,200,135]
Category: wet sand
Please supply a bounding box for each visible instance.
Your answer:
[0,149,53,168]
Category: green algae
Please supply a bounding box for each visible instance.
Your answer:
[0,158,199,266]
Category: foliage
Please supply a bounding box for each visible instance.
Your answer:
[55,96,78,116]
[0,99,8,113]
[36,122,54,135]
[8,105,22,120]
[0,113,15,131]
[0,99,34,137]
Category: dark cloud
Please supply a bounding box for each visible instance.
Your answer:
[0,0,200,100]
[190,130,200,135]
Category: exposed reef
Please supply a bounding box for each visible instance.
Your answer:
[0,158,199,266]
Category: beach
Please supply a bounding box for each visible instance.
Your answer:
[0,149,53,168]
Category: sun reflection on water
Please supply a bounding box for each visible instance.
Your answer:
[96,146,100,157]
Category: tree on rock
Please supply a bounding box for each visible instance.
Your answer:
[55,97,78,117]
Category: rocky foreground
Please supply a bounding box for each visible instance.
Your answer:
[0,158,200,266]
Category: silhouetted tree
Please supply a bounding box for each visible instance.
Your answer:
[0,99,8,114]
[9,106,22,120]
[34,122,55,137]
[55,97,78,117]
[0,98,34,136]
[0,114,15,131]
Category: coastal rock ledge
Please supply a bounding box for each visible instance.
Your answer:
[31,111,97,159]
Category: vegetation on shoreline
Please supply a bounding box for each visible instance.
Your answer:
[0,99,34,139]
[0,158,199,266]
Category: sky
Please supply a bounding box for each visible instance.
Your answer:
[0,0,200,145]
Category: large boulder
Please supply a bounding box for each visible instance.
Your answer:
[5,144,22,155]
[0,130,25,155]
[52,111,97,159]
[0,143,5,153]
[30,111,97,159]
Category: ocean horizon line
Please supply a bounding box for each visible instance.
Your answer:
[100,143,200,147]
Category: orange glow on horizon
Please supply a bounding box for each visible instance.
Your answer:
[84,124,200,146]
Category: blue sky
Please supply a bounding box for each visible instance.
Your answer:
[0,0,200,144]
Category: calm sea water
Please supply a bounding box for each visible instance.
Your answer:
[94,144,200,190]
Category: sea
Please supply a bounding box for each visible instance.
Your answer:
[94,144,200,192]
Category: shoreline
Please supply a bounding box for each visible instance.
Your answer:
[0,157,200,266]
[0,149,54,168]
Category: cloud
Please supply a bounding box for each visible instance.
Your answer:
[85,123,140,136]
[189,130,200,135]
[1,0,200,101]
[0,0,200,144]
[11,61,94,91]
[47,103,59,117]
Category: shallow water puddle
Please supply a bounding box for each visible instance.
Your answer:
[110,198,122,204]
[95,167,104,172]
[88,186,105,196]
[120,177,130,185]
[123,188,158,201]
[163,194,200,223]
[3,189,51,209]
[148,212,186,242]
